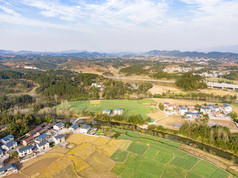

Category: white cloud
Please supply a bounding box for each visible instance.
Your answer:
[0,5,21,17]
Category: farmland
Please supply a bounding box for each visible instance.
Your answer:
[7,131,231,178]
[56,98,157,120]
[111,128,231,178]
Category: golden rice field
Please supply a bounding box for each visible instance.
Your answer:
[11,133,128,178]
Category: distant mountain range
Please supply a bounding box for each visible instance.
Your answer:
[0,49,238,60]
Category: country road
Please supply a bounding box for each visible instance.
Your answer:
[104,76,175,83]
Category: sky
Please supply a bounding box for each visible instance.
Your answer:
[0,0,238,52]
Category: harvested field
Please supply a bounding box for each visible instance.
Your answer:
[120,140,132,150]
[67,155,89,173]
[85,151,115,172]
[39,157,71,176]
[93,136,110,145]
[149,85,182,95]
[156,115,186,126]
[90,100,101,104]
[67,143,96,159]
[79,166,117,178]
[49,145,69,154]
[5,173,27,178]
[147,111,166,120]
[21,157,58,176]
[67,133,98,145]
[53,164,78,178]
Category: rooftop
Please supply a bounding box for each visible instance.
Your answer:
[18,145,32,153]
[55,122,64,127]
[54,134,65,140]
[5,140,16,148]
[70,124,79,129]
[37,133,49,140]
[81,124,91,130]
[37,140,49,147]
[180,107,187,110]
[0,164,17,173]
[1,134,13,142]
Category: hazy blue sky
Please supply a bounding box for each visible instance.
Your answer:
[0,0,238,52]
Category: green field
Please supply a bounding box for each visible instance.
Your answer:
[111,128,230,178]
[56,99,157,120]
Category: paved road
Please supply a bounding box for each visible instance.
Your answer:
[104,76,175,83]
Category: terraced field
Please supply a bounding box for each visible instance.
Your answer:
[56,99,157,120]
[7,131,231,178]
[111,128,231,178]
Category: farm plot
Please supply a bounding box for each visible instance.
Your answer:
[110,129,230,178]
[132,158,164,178]
[127,142,148,155]
[110,149,128,162]
[155,151,173,164]
[171,155,200,170]
[191,160,229,178]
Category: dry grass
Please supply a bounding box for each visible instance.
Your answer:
[120,140,132,151]
[97,139,124,157]
[67,143,96,160]
[85,151,115,172]
[21,157,58,176]
[39,157,71,176]
[79,166,117,178]
[156,115,186,125]
[201,89,236,96]
[90,100,101,104]
[67,133,98,145]
[49,145,69,154]
[93,137,110,145]
[147,111,166,120]
[5,173,27,178]
[153,98,215,106]
[67,155,89,173]
[53,164,78,178]
[149,85,182,95]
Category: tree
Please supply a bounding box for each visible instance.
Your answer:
[159,103,164,111]
[12,151,18,157]
[231,111,238,120]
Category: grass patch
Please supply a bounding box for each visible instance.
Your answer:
[127,142,148,155]
[191,160,219,177]
[110,149,128,162]
[171,155,199,170]
[111,153,136,175]
[56,99,156,120]
[144,146,160,159]
[161,164,187,178]
[120,156,144,178]
[132,158,164,178]
[155,151,173,164]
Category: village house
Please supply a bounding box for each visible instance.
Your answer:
[102,109,111,115]
[53,122,65,131]
[0,164,18,176]
[69,124,79,131]
[79,124,91,134]
[166,104,174,111]
[53,134,65,144]
[2,140,17,151]
[0,148,4,157]
[26,126,42,137]
[223,104,232,113]
[208,104,220,112]
[1,134,14,144]
[185,112,201,120]
[37,140,50,152]
[200,107,211,114]
[163,102,169,107]
[17,145,32,157]
[22,136,34,146]
[113,108,123,115]
[179,107,188,116]
[34,133,50,143]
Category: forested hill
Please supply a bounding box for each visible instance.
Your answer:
[1,49,238,60]
[146,50,238,59]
